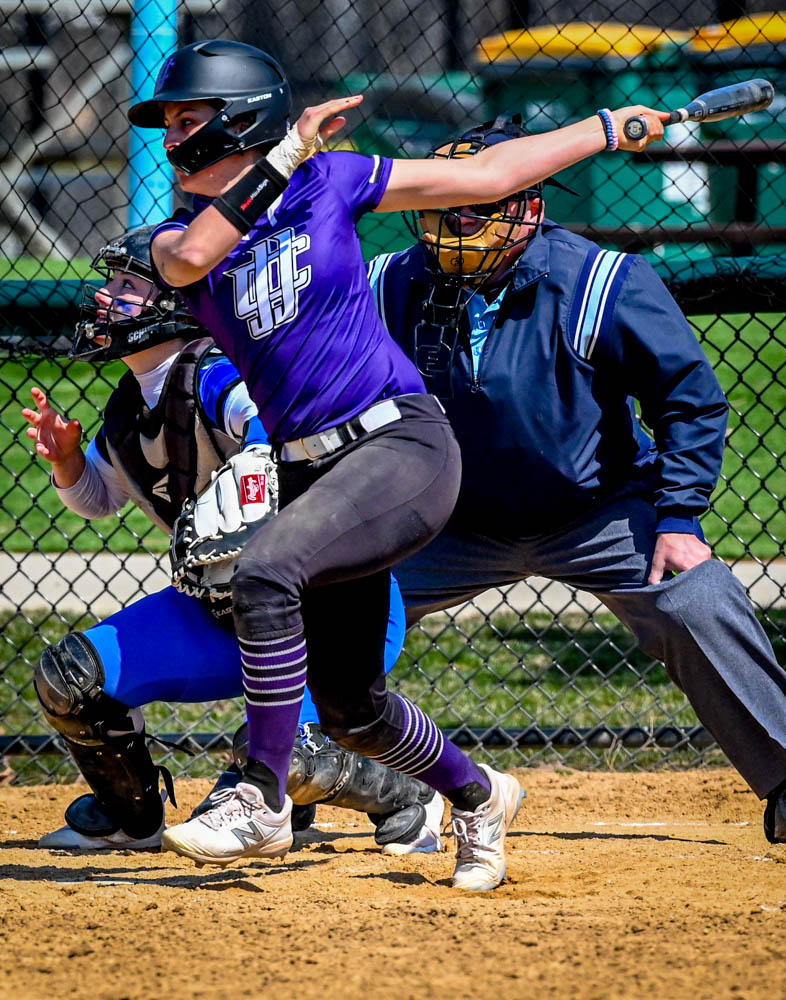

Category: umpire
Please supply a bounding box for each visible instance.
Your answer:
[368,113,786,844]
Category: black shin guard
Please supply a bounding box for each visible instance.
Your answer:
[63,731,171,840]
[35,632,172,840]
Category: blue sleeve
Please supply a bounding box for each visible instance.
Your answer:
[94,425,110,464]
[242,415,269,448]
[595,257,729,528]
[322,151,393,221]
[197,355,243,433]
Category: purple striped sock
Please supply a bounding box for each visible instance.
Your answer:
[240,631,307,798]
[370,694,490,798]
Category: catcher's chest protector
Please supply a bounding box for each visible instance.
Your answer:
[103,338,237,532]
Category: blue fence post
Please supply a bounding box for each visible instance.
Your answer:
[128,0,178,228]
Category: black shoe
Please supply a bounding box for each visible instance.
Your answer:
[763,785,786,844]
[292,802,317,832]
[372,789,445,855]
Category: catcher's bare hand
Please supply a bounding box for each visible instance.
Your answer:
[648,532,712,585]
[22,386,83,464]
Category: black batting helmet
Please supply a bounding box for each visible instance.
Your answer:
[71,226,201,362]
[128,39,291,175]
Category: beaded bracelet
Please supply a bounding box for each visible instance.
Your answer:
[596,108,619,151]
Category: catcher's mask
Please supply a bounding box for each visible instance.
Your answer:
[128,39,291,175]
[405,113,574,283]
[71,226,200,362]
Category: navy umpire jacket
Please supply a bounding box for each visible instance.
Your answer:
[367,220,729,538]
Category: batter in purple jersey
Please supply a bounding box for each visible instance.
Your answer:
[130,38,666,890]
[154,152,422,442]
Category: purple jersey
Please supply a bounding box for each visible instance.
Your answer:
[153,152,426,443]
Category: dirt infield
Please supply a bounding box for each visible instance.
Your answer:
[2,768,785,1000]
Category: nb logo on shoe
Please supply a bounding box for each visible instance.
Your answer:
[232,820,267,848]
[486,813,503,844]
[240,473,266,506]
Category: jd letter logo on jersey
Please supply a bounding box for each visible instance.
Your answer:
[227,227,311,339]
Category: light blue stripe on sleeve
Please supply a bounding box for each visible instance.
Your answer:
[585,252,626,359]
[366,252,390,290]
[366,251,397,328]
[575,250,626,358]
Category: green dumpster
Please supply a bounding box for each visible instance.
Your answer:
[690,13,786,236]
[475,23,708,259]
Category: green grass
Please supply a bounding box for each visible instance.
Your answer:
[0,356,169,553]
[0,314,784,559]
[0,258,95,281]
[6,608,785,782]
[696,314,786,560]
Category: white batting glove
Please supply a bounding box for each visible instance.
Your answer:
[266,124,323,179]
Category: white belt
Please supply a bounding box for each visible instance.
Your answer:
[280,398,403,461]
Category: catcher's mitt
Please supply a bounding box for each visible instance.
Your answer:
[171,556,237,603]
[170,446,278,600]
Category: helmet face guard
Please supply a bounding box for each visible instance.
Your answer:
[166,106,255,176]
[71,227,198,362]
[128,39,292,176]
[71,286,183,363]
[404,114,555,284]
[414,180,543,282]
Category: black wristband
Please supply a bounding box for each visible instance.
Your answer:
[212,159,289,235]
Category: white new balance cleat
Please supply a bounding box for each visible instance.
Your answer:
[38,791,166,852]
[162,782,293,868]
[450,764,525,891]
[383,790,446,856]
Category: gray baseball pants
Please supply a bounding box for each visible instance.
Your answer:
[394,486,786,799]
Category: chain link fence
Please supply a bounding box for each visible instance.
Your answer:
[1,0,785,782]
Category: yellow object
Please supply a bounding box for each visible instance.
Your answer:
[691,11,786,51]
[416,141,529,279]
[477,22,691,64]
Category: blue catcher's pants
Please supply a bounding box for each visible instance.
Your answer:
[84,578,406,726]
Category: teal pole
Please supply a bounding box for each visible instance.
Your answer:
[128,0,178,228]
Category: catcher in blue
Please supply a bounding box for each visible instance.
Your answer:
[130,38,665,889]
[365,114,786,847]
[22,226,445,856]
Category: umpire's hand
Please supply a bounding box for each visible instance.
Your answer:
[648,532,712,585]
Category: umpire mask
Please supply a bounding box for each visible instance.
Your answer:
[405,114,573,283]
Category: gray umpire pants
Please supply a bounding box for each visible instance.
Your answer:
[394,486,786,799]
